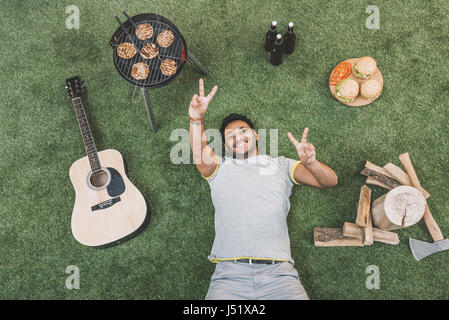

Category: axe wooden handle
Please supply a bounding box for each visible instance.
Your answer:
[398,153,444,242]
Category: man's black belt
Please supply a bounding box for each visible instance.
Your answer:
[234,259,282,265]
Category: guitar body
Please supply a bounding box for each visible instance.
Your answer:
[69,149,147,247]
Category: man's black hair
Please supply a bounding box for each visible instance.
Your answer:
[219,113,255,143]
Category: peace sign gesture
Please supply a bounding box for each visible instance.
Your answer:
[287,127,316,166]
[189,78,218,121]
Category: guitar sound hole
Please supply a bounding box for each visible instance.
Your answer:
[90,170,109,188]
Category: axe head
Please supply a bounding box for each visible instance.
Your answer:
[409,238,449,261]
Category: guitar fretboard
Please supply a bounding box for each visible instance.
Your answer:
[72,97,101,172]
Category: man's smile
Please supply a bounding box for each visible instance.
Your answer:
[234,138,248,149]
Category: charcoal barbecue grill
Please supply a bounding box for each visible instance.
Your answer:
[109,10,208,132]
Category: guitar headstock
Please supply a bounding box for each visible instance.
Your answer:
[65,76,85,99]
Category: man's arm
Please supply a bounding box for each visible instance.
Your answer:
[189,118,217,178]
[287,128,338,188]
[189,78,218,179]
[292,160,338,188]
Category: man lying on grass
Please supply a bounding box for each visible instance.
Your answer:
[189,79,338,300]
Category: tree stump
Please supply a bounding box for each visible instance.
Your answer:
[371,186,426,231]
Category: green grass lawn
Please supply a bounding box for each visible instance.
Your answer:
[1,0,448,299]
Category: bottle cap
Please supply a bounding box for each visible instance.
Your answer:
[288,22,294,28]
[272,21,277,27]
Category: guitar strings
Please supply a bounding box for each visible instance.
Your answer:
[70,85,105,189]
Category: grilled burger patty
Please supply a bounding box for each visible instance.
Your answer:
[157,30,174,48]
[135,23,153,40]
[140,43,159,59]
[117,42,137,59]
[160,59,177,76]
[131,62,150,80]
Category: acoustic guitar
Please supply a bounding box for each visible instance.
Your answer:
[65,76,148,247]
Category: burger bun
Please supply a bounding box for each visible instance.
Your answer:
[361,79,382,100]
[337,79,359,101]
[354,56,377,78]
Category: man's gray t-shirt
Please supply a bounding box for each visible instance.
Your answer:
[205,155,300,264]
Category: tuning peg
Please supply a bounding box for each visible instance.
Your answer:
[65,85,71,98]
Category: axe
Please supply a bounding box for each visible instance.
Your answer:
[398,153,449,261]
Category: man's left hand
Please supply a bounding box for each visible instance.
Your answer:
[287,127,316,166]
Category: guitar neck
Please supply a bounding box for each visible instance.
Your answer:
[72,97,101,172]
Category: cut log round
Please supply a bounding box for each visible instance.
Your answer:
[371,186,426,231]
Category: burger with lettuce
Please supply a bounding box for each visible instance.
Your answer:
[352,56,377,79]
[335,78,359,103]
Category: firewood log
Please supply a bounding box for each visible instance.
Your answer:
[314,227,364,247]
[343,222,400,245]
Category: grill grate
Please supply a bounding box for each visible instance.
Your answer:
[111,13,187,89]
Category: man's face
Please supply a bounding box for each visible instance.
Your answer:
[224,120,258,159]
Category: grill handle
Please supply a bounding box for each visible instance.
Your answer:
[115,15,140,51]
[115,16,132,40]
[122,11,136,27]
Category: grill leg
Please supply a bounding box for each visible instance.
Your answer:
[141,87,158,133]
[187,51,208,76]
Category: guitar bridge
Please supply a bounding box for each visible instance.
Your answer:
[91,197,121,212]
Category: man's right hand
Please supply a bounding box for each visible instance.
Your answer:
[189,78,218,121]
